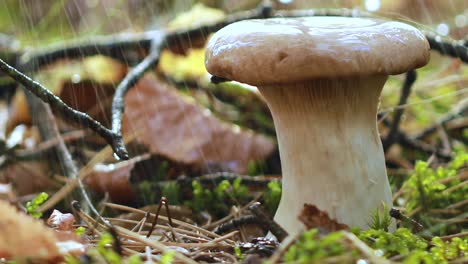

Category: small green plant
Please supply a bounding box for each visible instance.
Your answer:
[263,180,281,215]
[429,236,467,263]
[234,246,244,261]
[401,149,468,235]
[284,229,357,263]
[26,192,48,218]
[369,203,392,231]
[160,250,175,264]
[162,182,181,205]
[358,228,428,258]
[75,226,86,236]
[187,178,249,217]
[358,227,467,263]
[126,255,143,264]
[95,233,122,264]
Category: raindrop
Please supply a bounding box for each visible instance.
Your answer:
[436,23,450,36]
[375,249,384,257]
[356,259,369,264]
[365,0,381,12]
[233,124,241,134]
[71,73,81,84]
[203,108,212,117]
[455,15,467,28]
[397,197,405,206]
[279,0,294,4]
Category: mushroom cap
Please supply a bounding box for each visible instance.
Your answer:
[205,17,430,86]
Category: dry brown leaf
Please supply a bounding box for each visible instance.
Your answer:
[299,204,349,232]
[122,75,275,173]
[46,210,86,257]
[0,183,15,201]
[86,154,151,203]
[1,160,57,196]
[0,200,61,262]
[47,209,75,231]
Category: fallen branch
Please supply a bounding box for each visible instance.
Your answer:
[0,58,129,160]
[414,98,468,140]
[249,202,288,242]
[213,215,260,234]
[383,70,417,152]
[426,36,468,64]
[111,36,165,155]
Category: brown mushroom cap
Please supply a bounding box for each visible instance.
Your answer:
[205,16,430,86]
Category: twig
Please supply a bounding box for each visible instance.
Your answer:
[103,202,228,241]
[147,197,176,241]
[389,208,424,233]
[379,113,452,159]
[75,201,197,264]
[43,105,106,223]
[383,70,417,151]
[37,137,117,213]
[438,231,468,241]
[426,36,468,64]
[213,215,260,234]
[111,36,165,155]
[414,98,468,140]
[0,58,129,160]
[249,202,288,242]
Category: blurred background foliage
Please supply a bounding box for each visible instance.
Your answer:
[0,0,466,44]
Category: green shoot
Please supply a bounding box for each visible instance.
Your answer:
[26,192,48,218]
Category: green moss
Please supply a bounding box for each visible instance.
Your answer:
[400,149,468,235]
[186,178,249,217]
[284,229,358,263]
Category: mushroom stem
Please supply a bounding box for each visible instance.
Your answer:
[258,76,393,233]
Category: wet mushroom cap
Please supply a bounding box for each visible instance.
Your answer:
[205,16,430,85]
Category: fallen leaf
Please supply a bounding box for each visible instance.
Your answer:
[47,209,75,231]
[46,209,86,257]
[1,160,57,196]
[0,200,61,262]
[86,154,151,203]
[298,204,349,233]
[0,183,15,201]
[122,75,275,173]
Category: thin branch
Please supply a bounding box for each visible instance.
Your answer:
[0,58,128,160]
[43,105,107,223]
[249,202,288,242]
[17,4,271,72]
[414,98,468,140]
[426,36,468,64]
[379,115,452,160]
[383,70,417,151]
[213,215,260,234]
[111,36,165,149]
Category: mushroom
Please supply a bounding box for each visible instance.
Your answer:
[205,16,430,234]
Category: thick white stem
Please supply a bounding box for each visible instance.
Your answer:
[258,76,393,234]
